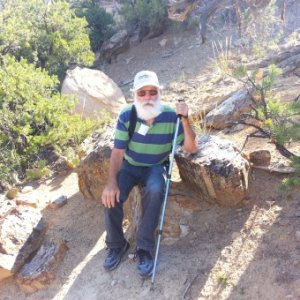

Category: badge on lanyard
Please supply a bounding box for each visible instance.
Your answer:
[138,123,150,136]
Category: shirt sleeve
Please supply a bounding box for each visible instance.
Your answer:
[176,122,184,146]
[114,108,130,149]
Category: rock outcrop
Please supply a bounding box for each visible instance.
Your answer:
[204,90,253,129]
[61,67,126,119]
[0,207,48,280]
[78,129,250,242]
[176,135,250,207]
[99,29,129,63]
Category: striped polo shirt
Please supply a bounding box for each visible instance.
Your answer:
[114,104,184,166]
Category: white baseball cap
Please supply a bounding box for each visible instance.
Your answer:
[131,70,162,91]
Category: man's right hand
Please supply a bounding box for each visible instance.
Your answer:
[101,182,120,208]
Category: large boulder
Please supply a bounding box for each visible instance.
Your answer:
[176,135,250,207]
[61,67,126,119]
[0,207,47,280]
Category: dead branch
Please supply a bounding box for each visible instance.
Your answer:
[199,0,226,44]
[235,0,242,37]
[168,0,199,22]
[233,120,299,159]
[246,45,300,70]
[293,94,300,102]
[281,0,286,22]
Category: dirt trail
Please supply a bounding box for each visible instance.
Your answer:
[0,168,299,300]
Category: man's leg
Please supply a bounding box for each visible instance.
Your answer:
[136,164,166,277]
[103,161,138,270]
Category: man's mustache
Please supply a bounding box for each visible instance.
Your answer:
[143,101,155,107]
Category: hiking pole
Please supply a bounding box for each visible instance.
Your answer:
[151,109,182,285]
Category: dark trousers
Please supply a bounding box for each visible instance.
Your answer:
[104,160,166,252]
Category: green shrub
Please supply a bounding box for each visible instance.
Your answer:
[0,55,100,183]
[120,0,168,38]
[233,64,300,190]
[0,0,94,78]
[26,160,50,181]
[73,0,117,52]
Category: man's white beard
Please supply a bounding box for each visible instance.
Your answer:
[134,96,162,121]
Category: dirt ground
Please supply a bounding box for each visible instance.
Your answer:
[1,11,300,300]
[0,161,299,300]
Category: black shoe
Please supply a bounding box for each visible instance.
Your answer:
[103,241,130,271]
[137,249,154,278]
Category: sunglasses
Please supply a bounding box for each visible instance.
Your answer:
[137,90,158,97]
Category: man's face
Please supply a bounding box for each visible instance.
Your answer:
[134,85,162,120]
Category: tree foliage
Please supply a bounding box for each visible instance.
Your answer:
[0,0,94,78]
[0,55,96,183]
[233,64,300,189]
[72,0,117,52]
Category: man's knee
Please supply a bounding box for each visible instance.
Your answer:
[143,182,164,197]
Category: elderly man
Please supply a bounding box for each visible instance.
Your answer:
[101,70,198,277]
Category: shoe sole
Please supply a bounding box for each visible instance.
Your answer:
[104,242,130,271]
[139,271,153,278]
[138,265,154,278]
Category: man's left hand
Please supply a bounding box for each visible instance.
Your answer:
[176,101,188,118]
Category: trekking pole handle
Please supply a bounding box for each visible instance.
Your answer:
[177,99,187,119]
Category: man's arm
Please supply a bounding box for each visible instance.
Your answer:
[181,117,198,153]
[176,102,198,154]
[101,148,125,208]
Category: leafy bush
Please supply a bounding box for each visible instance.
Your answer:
[233,64,300,189]
[73,0,117,52]
[120,0,168,38]
[26,160,50,181]
[0,0,94,78]
[0,55,98,183]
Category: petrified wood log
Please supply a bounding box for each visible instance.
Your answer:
[16,239,68,293]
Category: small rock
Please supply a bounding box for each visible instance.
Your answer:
[249,150,271,166]
[179,224,190,238]
[295,231,300,242]
[128,253,135,260]
[16,194,38,208]
[45,179,52,185]
[21,186,34,193]
[111,280,117,287]
[125,56,134,64]
[6,188,19,199]
[47,195,68,209]
[162,237,179,246]
[159,38,168,47]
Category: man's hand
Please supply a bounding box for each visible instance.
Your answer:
[101,182,120,208]
[101,148,125,208]
[175,101,188,118]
